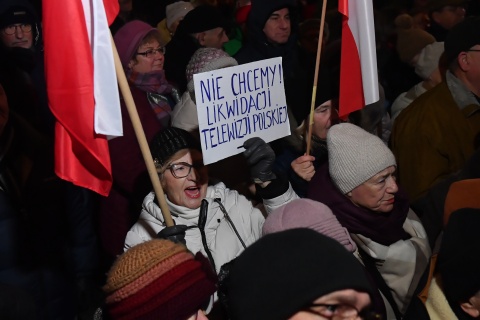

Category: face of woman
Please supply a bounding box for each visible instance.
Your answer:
[347,166,398,213]
[128,39,165,73]
[161,149,208,209]
[288,289,372,320]
[312,100,333,140]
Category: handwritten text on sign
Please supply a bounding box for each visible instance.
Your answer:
[194,57,290,165]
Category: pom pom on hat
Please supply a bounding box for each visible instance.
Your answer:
[166,1,194,31]
[150,127,201,168]
[186,48,238,94]
[262,199,357,252]
[395,14,435,63]
[327,123,396,194]
[103,239,216,320]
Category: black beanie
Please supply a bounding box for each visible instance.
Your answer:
[178,5,225,34]
[0,5,35,29]
[445,16,480,66]
[150,127,201,168]
[437,208,480,304]
[227,228,373,320]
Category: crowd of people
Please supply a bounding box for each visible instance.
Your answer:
[1,0,480,319]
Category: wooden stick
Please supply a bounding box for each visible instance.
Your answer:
[306,0,328,155]
[110,33,174,227]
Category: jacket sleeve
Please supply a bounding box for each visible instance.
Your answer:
[260,176,299,215]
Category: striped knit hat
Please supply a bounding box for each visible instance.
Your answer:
[103,239,217,320]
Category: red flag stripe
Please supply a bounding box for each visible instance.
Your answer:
[43,0,113,196]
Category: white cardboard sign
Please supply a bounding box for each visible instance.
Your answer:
[194,57,290,165]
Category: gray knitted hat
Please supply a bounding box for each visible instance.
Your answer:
[327,123,396,194]
[186,48,238,94]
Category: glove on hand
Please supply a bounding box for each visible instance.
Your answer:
[157,225,188,245]
[243,137,276,183]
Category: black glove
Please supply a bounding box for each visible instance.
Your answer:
[157,225,188,245]
[243,137,276,183]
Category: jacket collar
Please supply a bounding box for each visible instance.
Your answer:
[446,71,480,111]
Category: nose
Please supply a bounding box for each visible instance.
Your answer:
[15,26,24,38]
[279,18,289,29]
[221,32,229,44]
[196,310,208,320]
[386,176,398,193]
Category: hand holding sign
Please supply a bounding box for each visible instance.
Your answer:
[194,57,290,164]
[242,137,276,184]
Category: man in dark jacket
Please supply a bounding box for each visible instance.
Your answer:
[234,0,314,125]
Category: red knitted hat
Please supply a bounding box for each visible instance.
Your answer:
[104,239,217,320]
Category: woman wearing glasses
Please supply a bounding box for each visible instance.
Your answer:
[99,21,181,265]
[124,127,298,274]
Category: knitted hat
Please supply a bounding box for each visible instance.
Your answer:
[327,123,396,194]
[227,228,373,320]
[113,20,159,69]
[150,127,201,167]
[104,239,217,320]
[437,208,480,304]
[262,199,357,252]
[179,5,225,34]
[0,5,35,29]
[186,48,238,94]
[415,41,444,79]
[395,14,435,64]
[166,1,194,31]
[445,16,480,66]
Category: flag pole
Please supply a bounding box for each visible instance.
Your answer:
[110,33,174,228]
[306,0,328,155]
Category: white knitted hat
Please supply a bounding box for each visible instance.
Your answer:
[166,1,194,30]
[415,41,444,80]
[186,48,238,94]
[327,123,396,194]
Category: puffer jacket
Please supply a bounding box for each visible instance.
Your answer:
[125,181,298,273]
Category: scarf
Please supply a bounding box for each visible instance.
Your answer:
[127,69,173,125]
[307,163,411,246]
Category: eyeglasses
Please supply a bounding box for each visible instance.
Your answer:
[163,162,204,179]
[136,46,166,58]
[303,303,382,320]
[2,23,32,35]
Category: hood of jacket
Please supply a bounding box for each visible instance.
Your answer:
[246,0,299,52]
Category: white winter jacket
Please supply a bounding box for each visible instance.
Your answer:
[124,182,298,273]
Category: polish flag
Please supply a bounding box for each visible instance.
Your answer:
[43,0,121,196]
[338,0,379,119]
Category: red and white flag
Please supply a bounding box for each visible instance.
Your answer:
[43,0,121,196]
[338,0,379,119]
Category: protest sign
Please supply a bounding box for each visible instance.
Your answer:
[194,57,290,165]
